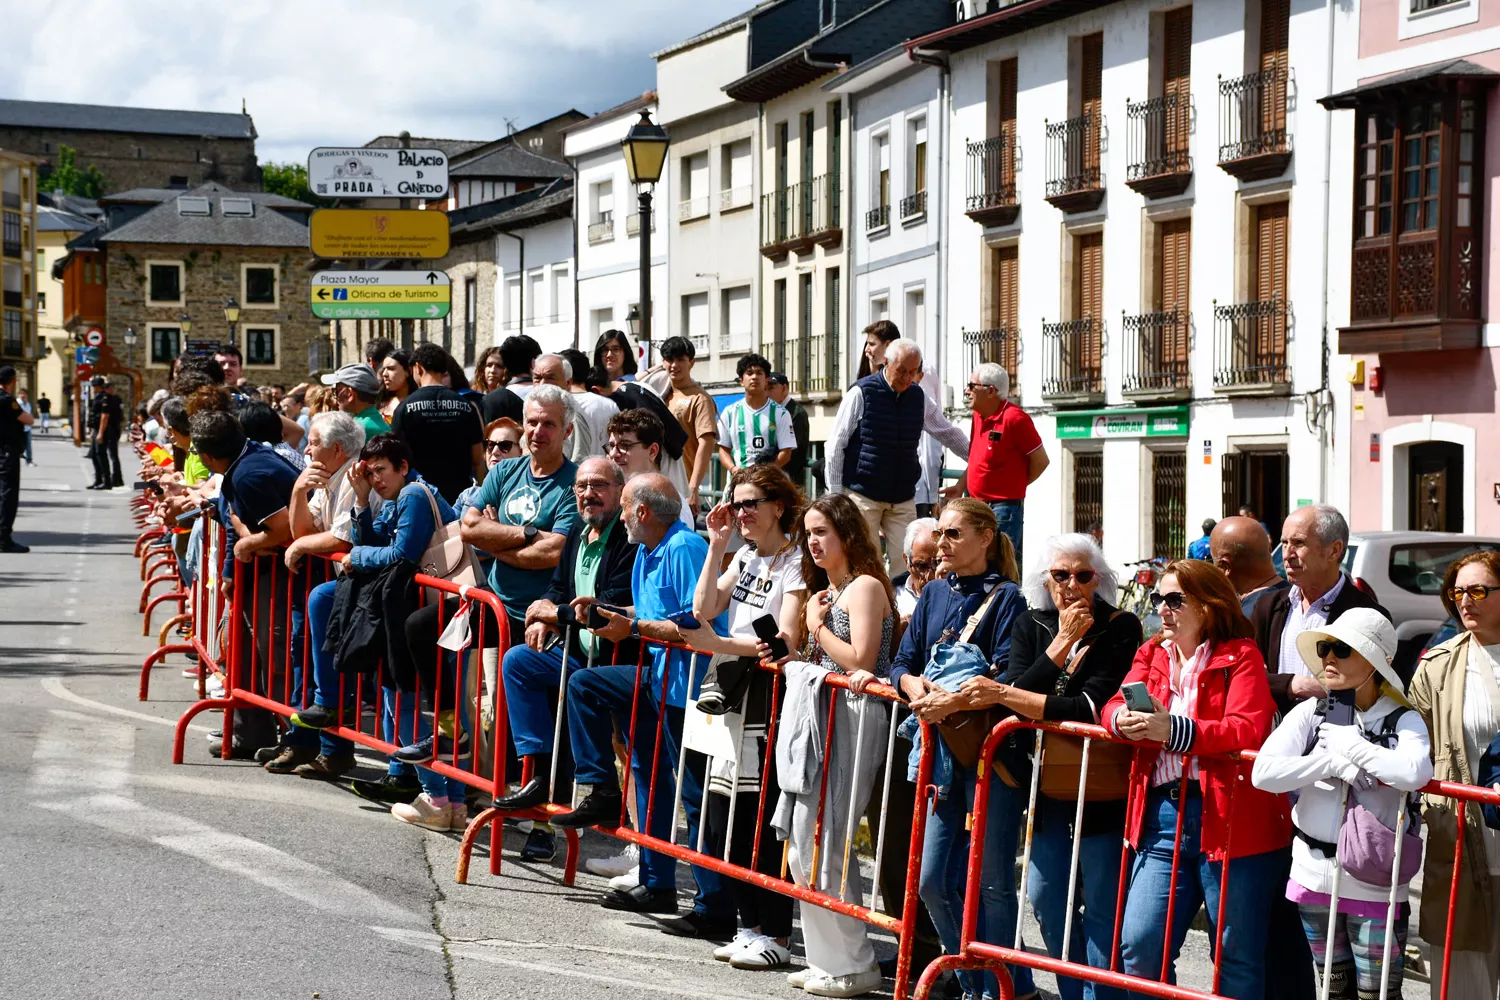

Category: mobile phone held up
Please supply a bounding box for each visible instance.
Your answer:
[586,603,627,630]
[753,614,789,660]
[1323,687,1358,728]
[1120,681,1155,713]
[666,610,701,630]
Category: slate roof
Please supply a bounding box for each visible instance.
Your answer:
[0,99,255,139]
[99,182,310,248]
[652,3,760,59]
[448,141,568,180]
[449,178,573,235]
[364,136,487,158]
[36,204,97,233]
[904,0,1123,54]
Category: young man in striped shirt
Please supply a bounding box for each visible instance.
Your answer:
[716,353,795,473]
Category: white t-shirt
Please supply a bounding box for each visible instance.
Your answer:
[726,542,805,639]
[717,399,796,468]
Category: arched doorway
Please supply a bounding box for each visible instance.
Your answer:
[1408,440,1464,533]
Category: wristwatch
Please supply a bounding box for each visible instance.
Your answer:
[629,618,641,637]
[523,523,539,543]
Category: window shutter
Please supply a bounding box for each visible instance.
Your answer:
[1158,219,1191,370]
[999,58,1018,186]
[1255,201,1289,359]
[1082,34,1104,173]
[997,244,1019,330]
[1259,0,1290,135]
[1077,232,1104,384]
[1163,7,1192,159]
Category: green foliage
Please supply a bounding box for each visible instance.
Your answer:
[38,145,106,199]
[260,162,327,206]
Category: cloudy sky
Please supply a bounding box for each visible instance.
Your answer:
[2,0,753,165]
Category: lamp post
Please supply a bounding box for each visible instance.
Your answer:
[122,326,137,413]
[621,109,668,365]
[626,306,641,342]
[223,297,240,355]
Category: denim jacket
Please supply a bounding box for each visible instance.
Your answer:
[893,566,1024,798]
[346,477,457,573]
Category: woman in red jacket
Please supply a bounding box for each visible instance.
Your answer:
[1103,559,1291,1000]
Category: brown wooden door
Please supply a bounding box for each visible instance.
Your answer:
[1074,232,1104,389]
[1157,218,1191,381]
[1259,0,1289,135]
[988,244,1020,383]
[1163,7,1192,163]
[1081,33,1104,177]
[1252,201,1288,371]
[999,58,1018,188]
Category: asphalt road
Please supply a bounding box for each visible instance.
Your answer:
[0,433,1431,999]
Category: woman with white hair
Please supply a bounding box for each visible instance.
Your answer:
[959,533,1141,1000]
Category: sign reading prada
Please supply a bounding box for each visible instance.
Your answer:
[307,147,450,198]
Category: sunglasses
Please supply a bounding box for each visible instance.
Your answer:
[484,439,517,454]
[964,382,995,393]
[1050,569,1097,585]
[729,497,770,513]
[1315,639,1355,660]
[1148,591,1187,611]
[1448,584,1496,602]
[939,527,964,541]
[908,560,936,574]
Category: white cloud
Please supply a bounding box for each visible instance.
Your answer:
[1,0,752,163]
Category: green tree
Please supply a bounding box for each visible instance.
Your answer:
[260,161,326,206]
[38,145,106,199]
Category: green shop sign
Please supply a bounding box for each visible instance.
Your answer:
[1055,406,1189,440]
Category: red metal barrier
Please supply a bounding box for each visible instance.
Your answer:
[139,515,226,701]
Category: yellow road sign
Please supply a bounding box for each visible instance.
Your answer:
[309,208,450,259]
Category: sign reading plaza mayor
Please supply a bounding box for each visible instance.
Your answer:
[310,270,452,320]
[309,209,451,259]
[306,147,450,199]
[1055,406,1190,440]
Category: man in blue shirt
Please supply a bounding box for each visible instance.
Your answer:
[553,473,732,936]
[1187,518,1215,560]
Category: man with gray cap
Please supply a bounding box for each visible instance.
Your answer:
[320,363,389,442]
[0,366,34,551]
[88,375,124,490]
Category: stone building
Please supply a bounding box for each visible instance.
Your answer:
[0,99,259,195]
[85,182,320,391]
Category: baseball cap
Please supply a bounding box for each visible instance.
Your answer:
[768,372,789,387]
[1296,608,1402,694]
[320,363,380,395]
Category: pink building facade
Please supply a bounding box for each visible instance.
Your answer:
[1332,0,1500,534]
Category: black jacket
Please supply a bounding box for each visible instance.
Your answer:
[541,514,639,662]
[324,561,420,689]
[1249,573,1391,711]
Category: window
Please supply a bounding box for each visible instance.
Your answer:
[552,264,572,322]
[35,249,44,273]
[869,131,891,231]
[1072,451,1103,533]
[242,264,278,307]
[870,293,889,324]
[827,102,843,224]
[527,271,544,322]
[148,325,181,366]
[683,292,710,354]
[591,308,614,337]
[147,262,183,305]
[821,267,841,391]
[1388,541,1486,594]
[720,139,752,210]
[36,291,45,313]
[772,278,788,372]
[721,286,752,354]
[244,326,278,367]
[589,180,614,244]
[680,152,709,221]
[909,116,928,195]
[464,278,478,363]
[1,311,18,355]
[905,287,926,342]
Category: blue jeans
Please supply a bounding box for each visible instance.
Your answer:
[1119,792,1281,1000]
[502,642,582,756]
[568,663,728,920]
[918,764,1035,1000]
[1028,799,1126,1000]
[416,656,469,801]
[382,686,420,780]
[305,580,353,757]
[988,500,1023,569]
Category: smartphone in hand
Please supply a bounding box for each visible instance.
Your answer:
[1120,681,1155,713]
[587,603,626,630]
[1323,687,1358,728]
[667,610,701,630]
[753,614,789,660]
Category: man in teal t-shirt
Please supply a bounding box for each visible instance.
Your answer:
[462,387,580,626]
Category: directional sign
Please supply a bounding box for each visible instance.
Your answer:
[310,270,452,320]
[309,209,450,259]
[307,147,449,199]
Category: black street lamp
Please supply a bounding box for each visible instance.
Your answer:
[621,109,668,363]
[223,297,240,351]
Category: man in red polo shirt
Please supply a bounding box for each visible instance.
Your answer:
[964,362,1048,564]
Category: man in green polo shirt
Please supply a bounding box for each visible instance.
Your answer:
[321,363,390,440]
[491,455,638,818]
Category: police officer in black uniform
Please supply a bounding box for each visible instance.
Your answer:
[89,375,124,490]
[0,365,34,552]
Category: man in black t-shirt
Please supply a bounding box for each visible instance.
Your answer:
[0,366,35,552]
[481,382,523,425]
[390,343,486,503]
[36,393,51,434]
[89,376,125,489]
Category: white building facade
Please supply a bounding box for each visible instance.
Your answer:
[492,182,577,355]
[920,0,1353,570]
[564,95,668,363]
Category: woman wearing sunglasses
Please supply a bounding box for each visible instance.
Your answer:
[958,534,1140,1000]
[1101,559,1291,1000]
[892,499,1032,1000]
[454,418,522,573]
[1252,608,1431,1000]
[1407,549,1500,998]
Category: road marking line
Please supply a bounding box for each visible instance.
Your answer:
[30,709,134,794]
[40,675,214,734]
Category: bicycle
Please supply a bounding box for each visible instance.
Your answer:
[1118,557,1167,637]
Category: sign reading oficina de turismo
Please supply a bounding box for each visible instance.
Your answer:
[309,270,452,320]
[307,147,450,199]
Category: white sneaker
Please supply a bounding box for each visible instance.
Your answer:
[608,866,640,892]
[585,841,639,878]
[787,968,815,989]
[391,793,452,831]
[713,928,757,962]
[449,803,469,832]
[729,933,791,970]
[803,967,882,998]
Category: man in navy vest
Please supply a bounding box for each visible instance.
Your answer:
[825,338,967,574]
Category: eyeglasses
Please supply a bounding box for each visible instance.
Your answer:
[574,479,617,495]
[965,382,995,393]
[1148,591,1187,611]
[1448,584,1496,602]
[939,527,964,541]
[730,497,769,513]
[908,560,936,574]
[484,439,517,454]
[1315,639,1355,660]
[1050,569,1097,585]
[607,439,642,454]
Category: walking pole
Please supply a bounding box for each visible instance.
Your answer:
[548,622,575,801]
[1320,781,1351,1000]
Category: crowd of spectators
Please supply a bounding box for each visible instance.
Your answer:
[123,327,1500,1000]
